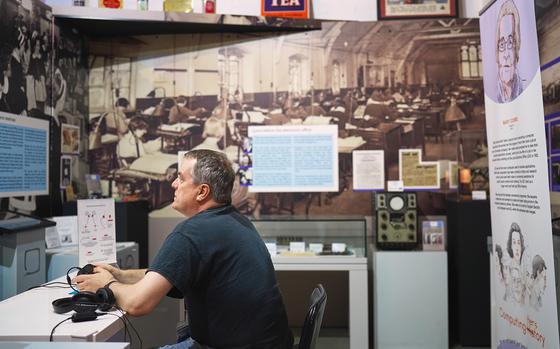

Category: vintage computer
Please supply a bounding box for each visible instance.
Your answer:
[374,192,419,250]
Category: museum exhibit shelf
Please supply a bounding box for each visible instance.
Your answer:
[51,6,321,36]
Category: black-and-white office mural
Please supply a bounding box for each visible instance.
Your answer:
[0,0,52,116]
[87,19,487,216]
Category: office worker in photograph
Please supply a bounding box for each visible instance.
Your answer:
[496,0,524,103]
[75,149,293,349]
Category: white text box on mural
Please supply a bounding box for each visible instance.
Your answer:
[0,111,49,198]
[480,0,559,348]
[248,125,338,192]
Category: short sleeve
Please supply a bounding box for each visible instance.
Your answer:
[148,229,200,297]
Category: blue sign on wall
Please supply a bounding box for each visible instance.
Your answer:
[262,0,308,18]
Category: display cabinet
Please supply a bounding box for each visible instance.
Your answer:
[251,215,368,349]
[251,215,367,258]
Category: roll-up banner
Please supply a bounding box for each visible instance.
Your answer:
[480,1,559,348]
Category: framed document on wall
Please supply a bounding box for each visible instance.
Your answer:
[378,0,458,20]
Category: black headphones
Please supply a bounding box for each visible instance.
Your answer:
[52,286,116,314]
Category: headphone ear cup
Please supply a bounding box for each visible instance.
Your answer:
[52,297,74,314]
[71,291,102,313]
[96,287,116,311]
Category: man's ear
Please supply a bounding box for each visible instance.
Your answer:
[197,184,211,202]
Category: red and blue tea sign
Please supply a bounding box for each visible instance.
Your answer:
[261,0,308,18]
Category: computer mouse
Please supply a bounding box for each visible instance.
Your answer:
[77,264,95,275]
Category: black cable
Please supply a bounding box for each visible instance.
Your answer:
[100,312,129,344]
[27,282,71,291]
[117,307,143,349]
[66,266,82,292]
[50,316,72,341]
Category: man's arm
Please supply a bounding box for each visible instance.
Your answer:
[96,264,148,284]
[74,268,173,317]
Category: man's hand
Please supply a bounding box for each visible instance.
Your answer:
[73,266,115,292]
[95,264,123,281]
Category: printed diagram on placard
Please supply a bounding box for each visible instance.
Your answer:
[80,209,115,246]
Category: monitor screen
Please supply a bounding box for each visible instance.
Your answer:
[0,112,50,198]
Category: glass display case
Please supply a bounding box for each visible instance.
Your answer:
[251,215,367,258]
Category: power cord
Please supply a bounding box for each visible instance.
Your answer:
[50,313,110,341]
[27,282,71,291]
[49,316,72,341]
[100,312,129,344]
[117,307,143,349]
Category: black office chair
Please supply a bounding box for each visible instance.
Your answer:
[295,284,327,349]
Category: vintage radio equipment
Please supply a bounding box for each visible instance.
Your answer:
[375,192,418,250]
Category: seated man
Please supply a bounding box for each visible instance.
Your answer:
[75,150,293,349]
[117,116,161,162]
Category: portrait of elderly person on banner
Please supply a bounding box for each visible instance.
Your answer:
[495,0,524,103]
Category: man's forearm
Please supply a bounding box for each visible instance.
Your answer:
[117,268,148,284]
[107,271,172,316]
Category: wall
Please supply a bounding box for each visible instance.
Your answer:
[87,19,486,216]
[0,0,88,216]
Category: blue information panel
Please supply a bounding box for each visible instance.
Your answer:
[0,112,49,197]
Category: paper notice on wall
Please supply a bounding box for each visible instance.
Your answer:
[248,125,338,192]
[77,199,117,266]
[352,150,384,191]
[480,1,559,348]
[51,216,78,247]
[398,149,440,189]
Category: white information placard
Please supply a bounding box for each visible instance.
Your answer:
[248,125,338,192]
[77,199,117,266]
[352,150,385,190]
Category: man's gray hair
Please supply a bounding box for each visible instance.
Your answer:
[183,149,235,204]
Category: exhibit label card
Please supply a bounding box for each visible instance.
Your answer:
[352,150,385,191]
[77,199,117,266]
[51,216,79,247]
[480,1,559,348]
[248,125,338,192]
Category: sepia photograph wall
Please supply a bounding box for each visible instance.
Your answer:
[86,19,487,217]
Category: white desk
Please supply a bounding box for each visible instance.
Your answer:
[0,343,129,349]
[272,255,369,349]
[0,276,124,342]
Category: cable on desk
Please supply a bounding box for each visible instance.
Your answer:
[49,316,72,341]
[27,282,71,291]
[100,312,129,344]
[117,307,143,349]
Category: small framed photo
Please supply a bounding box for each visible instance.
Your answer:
[378,0,458,20]
[421,215,447,251]
[61,123,80,155]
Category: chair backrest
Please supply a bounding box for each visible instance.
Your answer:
[297,284,327,349]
